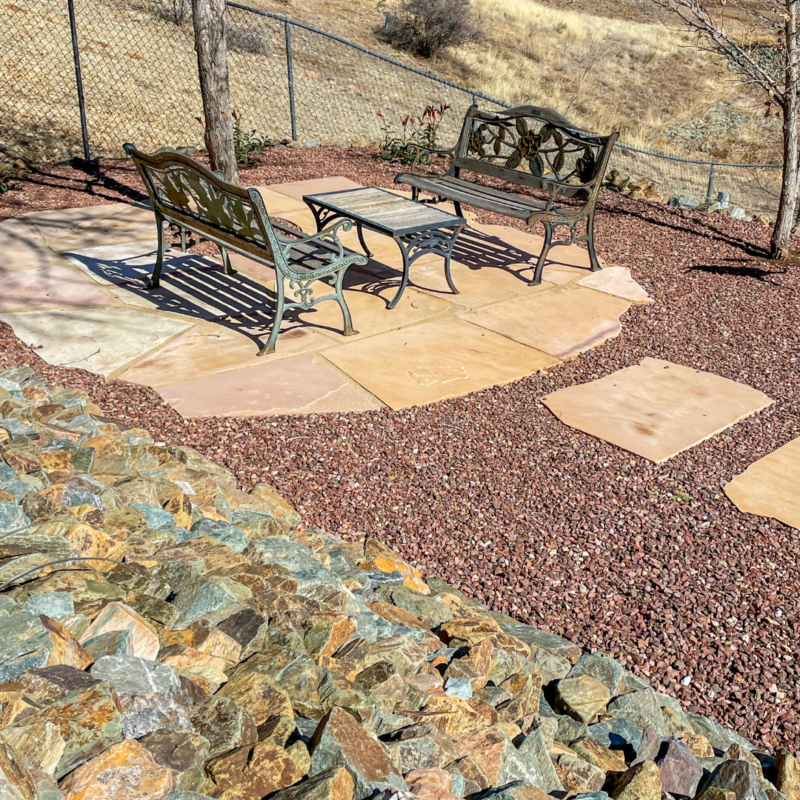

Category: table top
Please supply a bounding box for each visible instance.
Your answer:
[303,187,467,237]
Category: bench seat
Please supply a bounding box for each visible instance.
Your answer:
[394,173,582,224]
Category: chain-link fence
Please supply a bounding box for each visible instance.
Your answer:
[0,0,783,216]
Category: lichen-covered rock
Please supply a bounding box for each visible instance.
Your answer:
[0,369,781,800]
[309,706,406,799]
[554,675,611,724]
[58,738,176,799]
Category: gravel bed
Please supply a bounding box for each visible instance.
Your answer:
[2,147,800,752]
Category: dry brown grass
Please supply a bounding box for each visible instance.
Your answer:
[0,0,783,165]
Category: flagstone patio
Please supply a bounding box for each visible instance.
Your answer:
[0,176,653,417]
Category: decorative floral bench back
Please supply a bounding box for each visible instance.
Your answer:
[453,105,618,203]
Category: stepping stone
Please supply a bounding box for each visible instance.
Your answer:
[120,320,334,388]
[157,353,380,417]
[724,437,800,529]
[0,217,61,272]
[463,285,630,359]
[0,307,193,378]
[0,265,117,312]
[577,266,653,304]
[543,358,773,463]
[267,176,362,201]
[27,203,156,251]
[324,317,559,410]
[63,240,220,286]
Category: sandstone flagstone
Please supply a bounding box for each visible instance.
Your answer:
[120,321,334,387]
[0,307,193,379]
[724,437,800,530]
[64,240,219,287]
[28,203,156,252]
[268,176,363,201]
[324,318,558,410]
[158,353,380,417]
[0,216,62,272]
[543,358,773,463]
[577,266,653,304]
[462,284,630,359]
[0,265,117,312]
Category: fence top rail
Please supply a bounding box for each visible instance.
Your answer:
[226,0,783,172]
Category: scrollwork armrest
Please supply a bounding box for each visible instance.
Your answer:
[406,143,457,172]
[277,218,355,263]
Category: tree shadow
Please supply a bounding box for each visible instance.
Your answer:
[686,261,788,285]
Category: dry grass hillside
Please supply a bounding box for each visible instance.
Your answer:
[257,0,782,163]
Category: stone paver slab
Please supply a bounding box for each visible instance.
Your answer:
[0,265,118,312]
[324,317,559,409]
[577,266,652,304]
[463,285,630,359]
[0,307,193,378]
[470,222,594,274]
[267,176,362,201]
[64,240,220,287]
[724,437,800,529]
[158,353,380,417]
[109,265,273,322]
[291,281,455,343]
[27,203,156,251]
[0,217,62,272]
[120,320,334,387]
[542,358,774,463]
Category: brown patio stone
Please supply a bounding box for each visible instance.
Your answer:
[291,283,455,343]
[463,285,630,359]
[0,216,62,272]
[64,240,221,287]
[323,317,559,409]
[577,266,653,304]
[0,306,193,378]
[27,203,156,251]
[267,176,363,201]
[120,321,334,387]
[157,353,381,417]
[724,437,800,529]
[0,265,118,312]
[542,358,773,463]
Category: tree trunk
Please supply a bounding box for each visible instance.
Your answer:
[770,1,799,259]
[192,0,238,183]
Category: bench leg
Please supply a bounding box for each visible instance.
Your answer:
[218,244,237,275]
[334,269,358,337]
[586,211,602,272]
[259,276,285,356]
[147,210,166,290]
[453,200,463,218]
[532,222,553,285]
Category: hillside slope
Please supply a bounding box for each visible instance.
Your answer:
[255,0,781,163]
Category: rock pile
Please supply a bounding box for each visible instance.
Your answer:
[602,171,760,223]
[0,365,797,800]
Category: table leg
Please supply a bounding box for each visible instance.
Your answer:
[356,222,374,259]
[389,226,463,310]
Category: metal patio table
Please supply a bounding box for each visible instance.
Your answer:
[303,187,467,309]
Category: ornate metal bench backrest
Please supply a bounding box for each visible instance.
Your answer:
[453,105,618,210]
[124,144,282,265]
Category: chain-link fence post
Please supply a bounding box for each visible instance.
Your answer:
[284,20,297,141]
[66,0,91,162]
[705,163,716,202]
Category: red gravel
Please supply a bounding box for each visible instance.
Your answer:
[2,148,800,752]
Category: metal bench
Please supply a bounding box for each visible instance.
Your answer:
[124,144,367,355]
[394,105,618,284]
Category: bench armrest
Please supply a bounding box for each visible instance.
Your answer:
[406,143,457,172]
[276,218,355,262]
